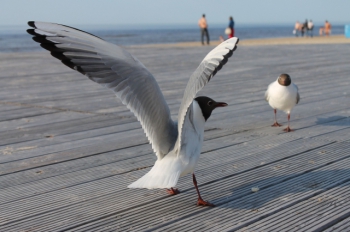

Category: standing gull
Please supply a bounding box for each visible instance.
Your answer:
[27,21,239,206]
[265,73,300,132]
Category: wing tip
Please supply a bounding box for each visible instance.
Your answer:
[61,59,76,69]
[223,37,239,45]
[27,29,38,36]
[211,37,237,77]
[56,23,103,40]
[32,36,49,43]
[50,51,66,60]
[28,21,36,28]
[40,43,59,51]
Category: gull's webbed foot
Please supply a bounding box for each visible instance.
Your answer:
[197,198,215,207]
[166,188,180,195]
[271,122,282,127]
[283,126,294,132]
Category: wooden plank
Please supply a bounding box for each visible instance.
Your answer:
[237,182,350,231]
[0,114,135,146]
[0,43,350,231]
[0,128,256,187]
[0,139,341,231]
[323,216,350,232]
[148,149,350,231]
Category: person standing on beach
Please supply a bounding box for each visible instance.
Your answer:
[302,19,308,37]
[325,20,332,36]
[198,14,210,45]
[228,16,235,38]
[294,21,300,37]
[307,20,314,37]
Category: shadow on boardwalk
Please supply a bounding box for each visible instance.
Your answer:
[209,168,350,210]
[315,116,350,126]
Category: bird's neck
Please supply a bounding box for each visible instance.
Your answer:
[191,101,206,133]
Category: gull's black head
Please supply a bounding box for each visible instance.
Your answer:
[278,73,291,86]
[194,96,228,121]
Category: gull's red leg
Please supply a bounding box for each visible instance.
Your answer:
[192,173,215,207]
[166,187,180,195]
[283,113,294,132]
[271,109,282,127]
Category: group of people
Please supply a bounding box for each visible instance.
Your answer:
[198,15,334,45]
[198,14,235,45]
[294,20,332,37]
[294,19,314,37]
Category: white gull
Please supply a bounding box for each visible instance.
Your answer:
[27,21,239,206]
[265,74,300,132]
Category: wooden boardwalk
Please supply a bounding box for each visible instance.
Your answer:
[0,43,349,231]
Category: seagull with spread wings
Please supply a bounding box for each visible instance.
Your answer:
[27,21,239,206]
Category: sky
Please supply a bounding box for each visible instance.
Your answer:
[1,0,349,29]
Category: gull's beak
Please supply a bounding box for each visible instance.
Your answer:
[214,102,228,108]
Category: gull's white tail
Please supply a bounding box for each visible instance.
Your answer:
[128,155,183,189]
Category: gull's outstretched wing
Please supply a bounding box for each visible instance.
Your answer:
[176,37,239,150]
[27,21,177,159]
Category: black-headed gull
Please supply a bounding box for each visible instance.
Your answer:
[265,74,300,132]
[27,21,239,206]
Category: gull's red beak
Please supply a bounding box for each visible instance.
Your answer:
[214,102,228,108]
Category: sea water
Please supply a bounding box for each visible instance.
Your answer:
[0,24,345,53]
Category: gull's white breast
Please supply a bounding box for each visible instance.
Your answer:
[179,100,206,176]
[267,81,298,113]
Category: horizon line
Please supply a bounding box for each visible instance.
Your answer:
[1,20,349,27]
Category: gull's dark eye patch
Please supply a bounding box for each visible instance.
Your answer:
[207,101,213,106]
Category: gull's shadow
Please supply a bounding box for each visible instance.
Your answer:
[315,116,350,126]
[207,169,350,209]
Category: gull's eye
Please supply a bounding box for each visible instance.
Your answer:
[207,101,213,106]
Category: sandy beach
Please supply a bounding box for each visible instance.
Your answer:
[133,34,350,48]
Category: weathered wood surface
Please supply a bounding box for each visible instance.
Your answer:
[0,43,349,232]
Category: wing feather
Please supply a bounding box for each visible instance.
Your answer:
[296,93,300,104]
[27,21,177,159]
[176,38,239,151]
[292,83,300,104]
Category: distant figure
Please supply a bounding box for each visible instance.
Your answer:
[294,21,301,37]
[325,20,332,36]
[319,27,324,36]
[198,14,210,45]
[301,19,308,37]
[228,16,235,38]
[307,20,314,37]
